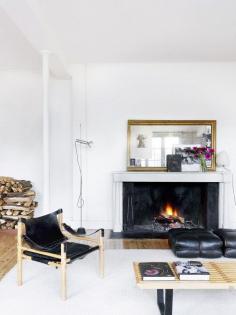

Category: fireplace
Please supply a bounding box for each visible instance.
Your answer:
[113,171,231,234]
[123,182,219,237]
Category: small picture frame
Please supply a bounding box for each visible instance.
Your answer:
[130,158,136,166]
[167,155,182,172]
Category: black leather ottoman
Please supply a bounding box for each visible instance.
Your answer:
[168,228,223,258]
[214,229,236,258]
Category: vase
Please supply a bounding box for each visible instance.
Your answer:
[199,155,207,172]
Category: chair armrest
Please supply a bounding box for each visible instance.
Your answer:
[21,245,62,260]
[62,223,104,245]
[62,223,78,235]
[63,223,104,237]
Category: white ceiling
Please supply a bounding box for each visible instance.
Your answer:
[0,7,40,70]
[1,0,236,67]
[31,0,236,63]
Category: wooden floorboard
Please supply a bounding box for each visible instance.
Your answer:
[104,230,170,249]
[0,230,17,280]
[105,238,169,249]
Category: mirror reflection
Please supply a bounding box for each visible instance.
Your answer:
[128,122,215,170]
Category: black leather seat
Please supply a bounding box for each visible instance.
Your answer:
[24,242,95,264]
[22,210,99,264]
[168,228,223,258]
[214,229,236,258]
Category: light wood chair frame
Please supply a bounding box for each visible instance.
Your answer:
[17,211,104,300]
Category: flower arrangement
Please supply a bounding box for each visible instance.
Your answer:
[183,146,215,171]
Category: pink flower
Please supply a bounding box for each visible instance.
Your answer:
[205,153,211,160]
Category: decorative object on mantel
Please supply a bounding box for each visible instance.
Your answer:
[217,151,230,168]
[181,146,215,172]
[130,158,136,166]
[0,177,37,230]
[166,154,182,172]
[127,120,216,172]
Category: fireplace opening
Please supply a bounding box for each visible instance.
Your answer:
[154,201,199,232]
[123,182,219,237]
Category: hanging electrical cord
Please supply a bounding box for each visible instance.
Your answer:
[74,140,84,214]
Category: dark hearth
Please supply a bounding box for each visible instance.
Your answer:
[123,182,219,237]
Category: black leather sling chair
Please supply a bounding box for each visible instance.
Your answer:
[17,209,104,300]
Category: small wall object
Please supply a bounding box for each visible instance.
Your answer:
[167,155,182,172]
[130,158,136,166]
[136,159,141,167]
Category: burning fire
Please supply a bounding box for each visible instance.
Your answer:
[162,203,178,217]
[154,202,185,230]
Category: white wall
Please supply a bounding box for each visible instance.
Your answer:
[0,70,43,213]
[71,63,236,228]
[49,79,72,221]
[0,70,72,218]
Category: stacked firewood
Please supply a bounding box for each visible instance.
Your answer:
[0,177,37,230]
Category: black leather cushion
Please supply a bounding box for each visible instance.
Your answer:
[23,209,67,251]
[24,242,99,264]
[214,229,236,258]
[169,228,199,258]
[169,228,223,258]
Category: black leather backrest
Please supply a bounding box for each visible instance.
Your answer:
[23,209,66,249]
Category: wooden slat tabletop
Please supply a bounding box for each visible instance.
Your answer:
[133,261,236,290]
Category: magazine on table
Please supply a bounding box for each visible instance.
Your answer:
[139,262,175,281]
[173,261,210,280]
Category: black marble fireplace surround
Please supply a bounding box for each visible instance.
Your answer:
[122,182,219,238]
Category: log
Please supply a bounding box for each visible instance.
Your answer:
[6,190,35,197]
[23,201,32,207]
[0,186,5,192]
[12,210,20,216]
[2,214,33,220]
[3,205,34,211]
[21,210,34,216]
[4,196,33,203]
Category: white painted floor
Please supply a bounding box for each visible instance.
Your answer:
[0,249,236,315]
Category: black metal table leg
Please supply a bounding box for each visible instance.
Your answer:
[157,289,173,315]
[157,289,165,314]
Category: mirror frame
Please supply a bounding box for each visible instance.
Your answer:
[127,120,216,172]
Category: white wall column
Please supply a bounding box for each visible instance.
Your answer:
[41,50,51,213]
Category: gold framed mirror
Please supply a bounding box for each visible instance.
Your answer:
[127,120,216,171]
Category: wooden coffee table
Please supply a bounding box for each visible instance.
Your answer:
[133,261,236,315]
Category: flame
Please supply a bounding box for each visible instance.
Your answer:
[165,203,174,216]
[163,203,179,217]
[173,209,178,217]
